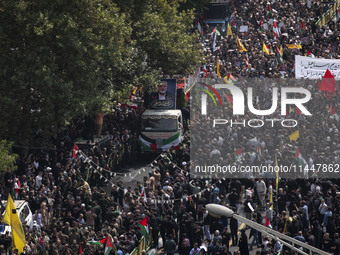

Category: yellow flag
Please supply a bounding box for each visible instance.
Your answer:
[289,130,299,141]
[227,23,233,38]
[237,37,247,52]
[286,44,302,49]
[217,60,221,78]
[289,106,293,113]
[263,42,270,55]
[280,45,283,57]
[270,185,273,209]
[132,86,138,95]
[3,195,26,254]
[223,76,229,84]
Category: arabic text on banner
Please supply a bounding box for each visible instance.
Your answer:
[295,55,340,80]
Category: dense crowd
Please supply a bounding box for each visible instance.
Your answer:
[1,0,340,255]
[191,0,340,254]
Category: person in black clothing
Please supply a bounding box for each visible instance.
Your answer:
[256,212,263,245]
[3,168,13,198]
[222,227,231,249]
[228,189,239,208]
[84,115,95,144]
[277,188,287,215]
[164,234,177,255]
[117,181,124,207]
[149,210,160,248]
[243,196,253,221]
[230,214,238,246]
[333,233,340,255]
[238,229,249,255]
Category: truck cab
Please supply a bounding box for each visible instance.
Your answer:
[1,200,33,234]
[139,109,183,152]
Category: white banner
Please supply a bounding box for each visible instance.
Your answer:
[295,55,340,79]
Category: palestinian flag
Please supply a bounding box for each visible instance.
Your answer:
[329,45,333,58]
[73,144,79,159]
[139,132,181,152]
[306,49,315,57]
[294,148,307,167]
[105,237,114,255]
[331,105,339,121]
[139,216,149,242]
[203,65,208,78]
[231,19,236,30]
[14,176,21,195]
[276,47,283,63]
[256,144,262,161]
[213,27,221,36]
[273,22,281,39]
[234,148,243,161]
[140,185,147,202]
[260,20,265,31]
[89,237,107,246]
[197,19,203,36]
[296,107,301,115]
[246,54,251,72]
[265,214,272,228]
[300,21,306,33]
[267,4,272,17]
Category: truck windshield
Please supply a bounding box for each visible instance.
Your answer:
[142,118,178,132]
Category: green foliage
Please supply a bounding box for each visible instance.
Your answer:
[0,140,18,174]
[178,0,211,14]
[176,89,188,109]
[114,0,203,90]
[0,0,133,145]
[0,0,202,146]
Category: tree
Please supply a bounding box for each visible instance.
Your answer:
[114,0,203,89]
[0,140,18,174]
[178,0,211,15]
[0,0,203,147]
[0,0,134,147]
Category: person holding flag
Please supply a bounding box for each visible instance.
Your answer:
[139,215,149,244]
[3,195,26,254]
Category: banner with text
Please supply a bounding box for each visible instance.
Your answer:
[295,55,340,79]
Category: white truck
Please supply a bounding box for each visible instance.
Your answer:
[139,109,183,152]
[1,200,33,234]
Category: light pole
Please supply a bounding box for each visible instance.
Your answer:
[206,204,331,255]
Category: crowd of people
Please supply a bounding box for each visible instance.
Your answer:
[191,0,340,254]
[1,0,340,255]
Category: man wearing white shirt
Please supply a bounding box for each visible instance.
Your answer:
[35,172,43,189]
[318,199,327,223]
[256,178,267,209]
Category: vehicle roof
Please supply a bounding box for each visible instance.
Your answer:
[143,109,182,117]
[1,200,27,209]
